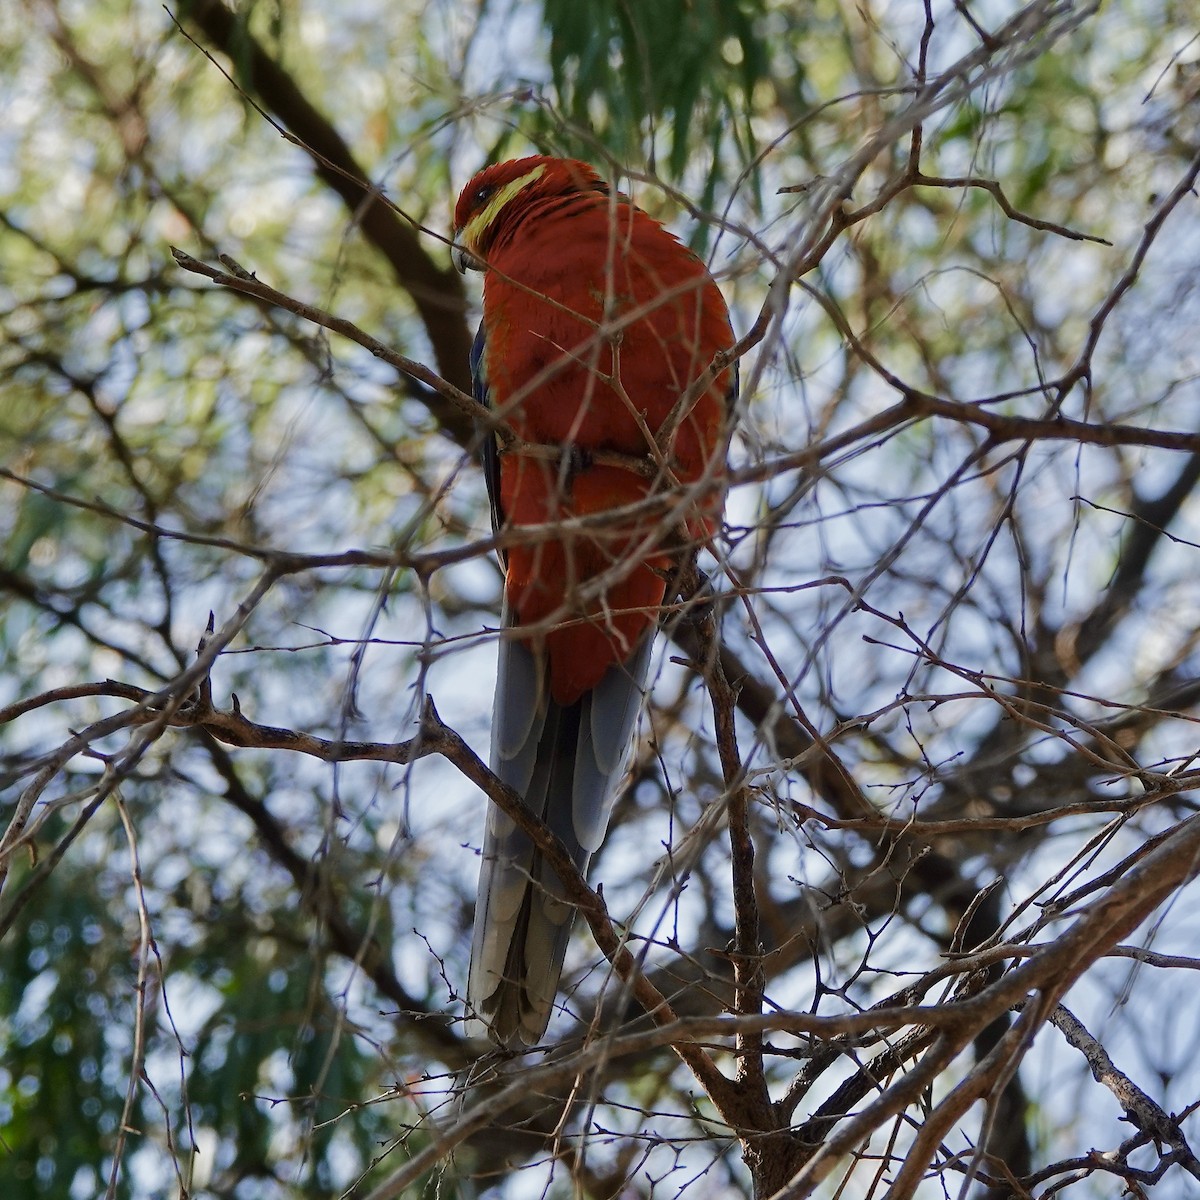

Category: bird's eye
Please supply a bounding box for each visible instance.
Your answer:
[474,183,496,205]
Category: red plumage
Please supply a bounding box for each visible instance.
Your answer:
[453,155,736,1044]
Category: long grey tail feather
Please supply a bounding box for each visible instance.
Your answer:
[468,621,651,1047]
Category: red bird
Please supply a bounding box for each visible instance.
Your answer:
[452,155,737,1046]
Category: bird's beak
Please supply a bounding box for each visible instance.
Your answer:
[452,242,483,274]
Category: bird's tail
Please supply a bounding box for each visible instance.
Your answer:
[468,622,650,1047]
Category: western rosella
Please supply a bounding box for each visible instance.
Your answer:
[452,155,737,1046]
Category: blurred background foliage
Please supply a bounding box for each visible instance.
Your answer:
[2,0,1200,1197]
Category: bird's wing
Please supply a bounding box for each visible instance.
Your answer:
[472,321,507,553]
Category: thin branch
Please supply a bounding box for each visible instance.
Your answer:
[1048,1002,1200,1180]
[171,248,482,428]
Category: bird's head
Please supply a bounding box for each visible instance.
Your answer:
[451,155,609,273]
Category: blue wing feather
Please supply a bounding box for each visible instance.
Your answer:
[472,322,507,552]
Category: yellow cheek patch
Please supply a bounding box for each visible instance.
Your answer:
[461,164,547,254]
